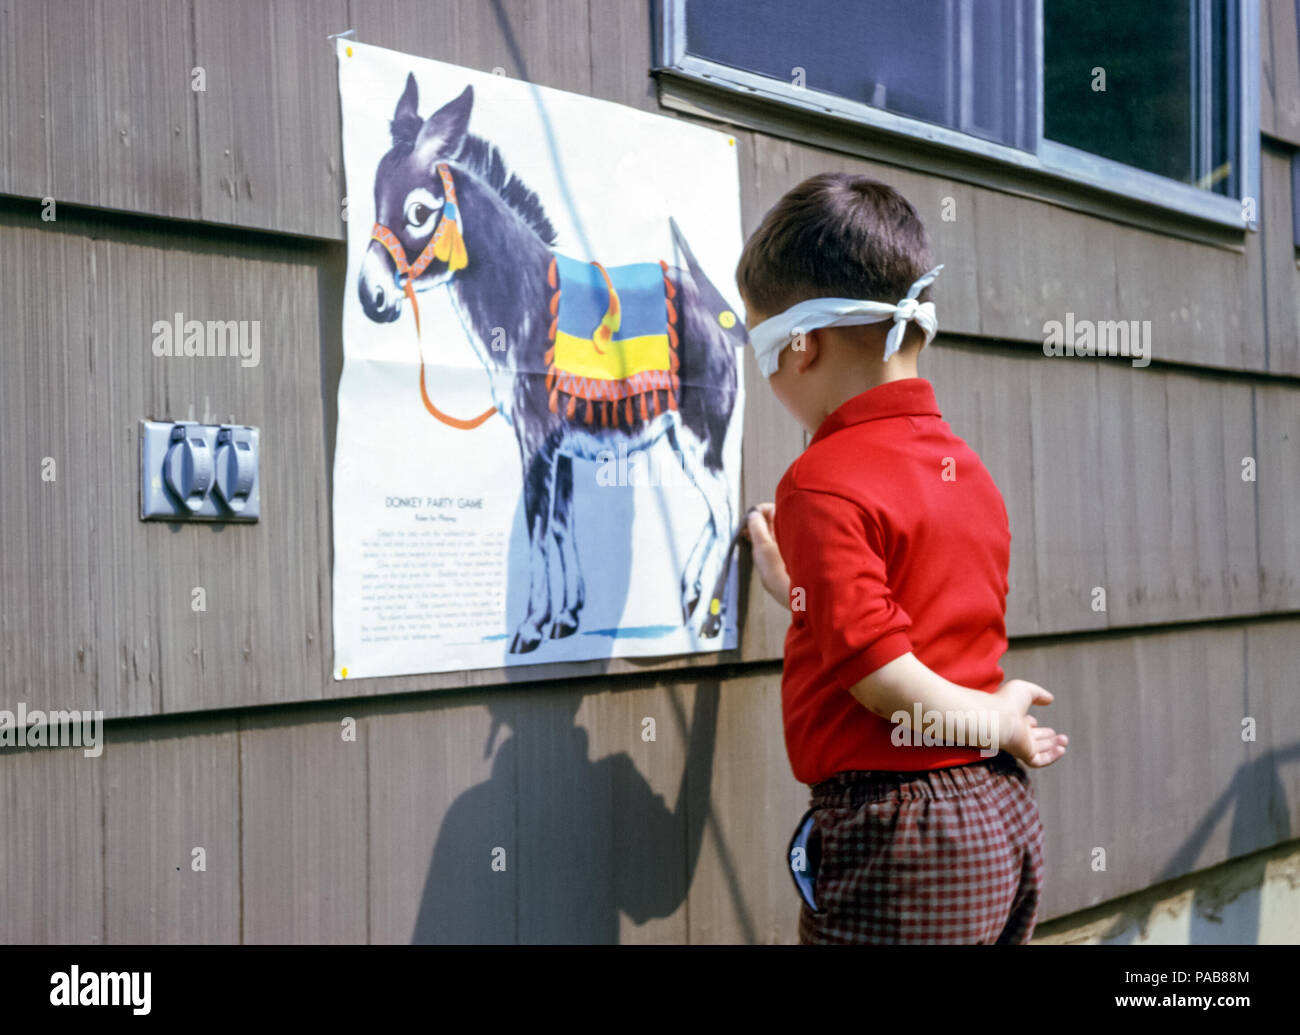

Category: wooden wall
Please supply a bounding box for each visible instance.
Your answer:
[1,0,1298,942]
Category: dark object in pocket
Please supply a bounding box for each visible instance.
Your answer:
[787,807,826,914]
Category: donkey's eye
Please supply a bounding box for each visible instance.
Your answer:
[403,188,443,236]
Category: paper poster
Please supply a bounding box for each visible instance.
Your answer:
[331,40,747,679]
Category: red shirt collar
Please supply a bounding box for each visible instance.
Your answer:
[808,377,942,447]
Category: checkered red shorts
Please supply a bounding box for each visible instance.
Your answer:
[793,751,1044,944]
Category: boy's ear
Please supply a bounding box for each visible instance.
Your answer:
[790,328,820,372]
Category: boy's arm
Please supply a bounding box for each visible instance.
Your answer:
[763,485,916,691]
[850,653,1067,767]
[848,651,1010,729]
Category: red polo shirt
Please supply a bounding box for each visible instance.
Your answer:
[774,377,1011,785]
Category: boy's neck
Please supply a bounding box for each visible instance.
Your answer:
[812,357,919,430]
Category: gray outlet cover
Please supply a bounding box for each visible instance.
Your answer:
[140,420,260,521]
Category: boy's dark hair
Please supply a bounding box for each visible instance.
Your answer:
[736,173,935,342]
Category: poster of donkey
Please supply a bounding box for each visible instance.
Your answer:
[331,41,747,679]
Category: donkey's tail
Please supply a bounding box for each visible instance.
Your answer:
[668,217,748,348]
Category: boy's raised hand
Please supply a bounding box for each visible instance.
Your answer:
[741,503,791,605]
[994,678,1069,768]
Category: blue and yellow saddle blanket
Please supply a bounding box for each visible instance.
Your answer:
[544,253,680,425]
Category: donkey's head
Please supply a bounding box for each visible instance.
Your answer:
[358,77,475,323]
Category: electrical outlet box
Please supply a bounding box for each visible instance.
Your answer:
[140,420,260,521]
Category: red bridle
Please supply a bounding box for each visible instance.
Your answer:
[369,162,496,430]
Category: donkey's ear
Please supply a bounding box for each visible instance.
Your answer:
[392,73,419,130]
[413,85,473,166]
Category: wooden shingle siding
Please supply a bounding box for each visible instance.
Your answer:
[369,672,773,945]
[3,202,1296,720]
[4,616,1296,943]
[0,1,1277,370]
[351,0,594,97]
[0,0,199,222]
[0,0,608,239]
[739,134,1272,373]
[0,210,101,715]
[239,710,369,943]
[900,346,1276,634]
[101,717,242,943]
[0,207,332,719]
[683,670,806,945]
[1020,623,1257,920]
[1244,620,1300,847]
[366,693,517,944]
[0,738,104,943]
[1255,382,1300,610]
[1263,0,1300,147]
[193,0,351,238]
[1261,143,1300,375]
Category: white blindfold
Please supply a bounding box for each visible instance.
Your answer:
[747,264,945,377]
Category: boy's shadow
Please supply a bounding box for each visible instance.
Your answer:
[411,680,720,943]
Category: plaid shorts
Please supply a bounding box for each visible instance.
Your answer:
[791,751,1044,944]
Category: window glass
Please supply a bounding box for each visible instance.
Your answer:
[684,0,1036,150]
[673,0,1244,206]
[1043,0,1237,196]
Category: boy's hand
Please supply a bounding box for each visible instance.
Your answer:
[741,503,791,606]
[993,678,1068,768]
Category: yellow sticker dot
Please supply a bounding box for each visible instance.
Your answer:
[728,137,735,146]
[340,666,349,678]
[718,310,736,328]
[346,46,353,57]
[710,598,721,616]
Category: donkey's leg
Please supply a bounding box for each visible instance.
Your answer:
[691,464,734,635]
[546,453,584,639]
[510,445,558,654]
[665,423,730,624]
[680,456,732,627]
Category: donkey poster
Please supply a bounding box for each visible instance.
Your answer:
[331,41,746,679]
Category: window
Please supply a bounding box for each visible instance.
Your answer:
[1044,0,1237,197]
[655,0,1259,229]
[682,0,1036,151]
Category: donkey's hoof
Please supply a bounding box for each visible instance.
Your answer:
[509,627,543,654]
[547,615,578,639]
[700,608,724,638]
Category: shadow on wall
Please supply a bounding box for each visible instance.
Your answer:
[1098,744,1299,945]
[411,679,720,944]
